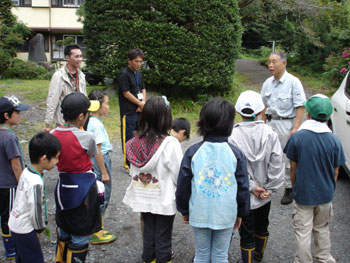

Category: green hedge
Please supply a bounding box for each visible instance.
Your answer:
[83,0,242,98]
[2,59,47,79]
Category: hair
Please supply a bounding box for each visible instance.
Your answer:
[198,98,235,137]
[172,118,191,139]
[29,132,61,164]
[0,109,15,124]
[270,51,287,62]
[63,110,88,122]
[64,44,82,57]
[128,48,144,60]
[137,96,172,145]
[83,90,107,130]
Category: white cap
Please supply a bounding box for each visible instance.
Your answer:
[235,90,265,118]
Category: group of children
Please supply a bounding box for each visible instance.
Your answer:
[0,88,345,263]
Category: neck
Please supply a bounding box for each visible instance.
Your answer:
[91,112,101,118]
[31,163,43,174]
[0,122,13,129]
[65,120,81,127]
[67,64,77,74]
[274,70,285,82]
[128,65,137,72]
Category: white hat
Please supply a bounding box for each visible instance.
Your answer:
[235,90,265,118]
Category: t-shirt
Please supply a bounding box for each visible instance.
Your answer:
[284,129,345,205]
[87,116,113,155]
[118,67,145,116]
[0,129,23,188]
[51,126,98,173]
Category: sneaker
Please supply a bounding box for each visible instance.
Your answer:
[281,188,293,205]
[171,251,175,260]
[90,230,117,245]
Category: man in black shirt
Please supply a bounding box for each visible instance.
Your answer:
[118,48,147,171]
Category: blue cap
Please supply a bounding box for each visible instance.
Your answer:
[0,95,30,112]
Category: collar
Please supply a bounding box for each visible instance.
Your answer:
[298,119,332,133]
[203,135,228,143]
[274,70,288,84]
[234,120,264,128]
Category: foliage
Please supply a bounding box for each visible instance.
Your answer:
[82,0,242,98]
[2,59,47,79]
[323,48,350,86]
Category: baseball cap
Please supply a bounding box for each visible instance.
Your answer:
[0,95,30,112]
[61,93,100,116]
[235,90,265,118]
[303,94,333,121]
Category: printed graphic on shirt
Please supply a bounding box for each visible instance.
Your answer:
[132,173,160,188]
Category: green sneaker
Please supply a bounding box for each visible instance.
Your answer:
[90,230,117,245]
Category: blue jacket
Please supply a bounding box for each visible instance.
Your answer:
[176,136,250,230]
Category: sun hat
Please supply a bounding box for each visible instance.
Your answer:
[303,94,333,122]
[61,93,100,116]
[235,90,265,118]
[0,95,30,112]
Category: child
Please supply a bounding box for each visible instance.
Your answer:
[284,94,345,263]
[51,93,101,263]
[8,132,61,263]
[171,117,191,142]
[176,98,250,263]
[228,90,284,263]
[85,90,116,244]
[123,96,183,263]
[0,95,29,260]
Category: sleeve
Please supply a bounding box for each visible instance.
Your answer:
[140,73,146,90]
[80,72,87,96]
[264,132,285,194]
[28,184,44,232]
[118,72,131,93]
[5,136,21,160]
[87,120,106,145]
[283,135,298,162]
[175,147,194,216]
[292,77,306,108]
[45,72,62,126]
[233,149,250,218]
[165,140,183,187]
[87,133,99,157]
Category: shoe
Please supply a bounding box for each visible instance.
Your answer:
[281,188,293,205]
[90,230,117,245]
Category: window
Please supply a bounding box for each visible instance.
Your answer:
[17,32,49,53]
[346,74,350,98]
[12,0,31,6]
[52,34,86,60]
[52,0,83,7]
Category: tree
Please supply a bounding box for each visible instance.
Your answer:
[83,0,242,98]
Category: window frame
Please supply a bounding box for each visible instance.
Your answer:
[12,0,31,7]
[52,34,86,60]
[52,0,83,7]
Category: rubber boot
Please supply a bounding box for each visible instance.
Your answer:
[56,237,71,263]
[2,233,16,260]
[281,188,293,205]
[240,247,254,263]
[254,235,269,261]
[90,214,116,245]
[66,244,89,263]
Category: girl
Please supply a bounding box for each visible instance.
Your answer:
[85,90,116,245]
[176,98,250,263]
[123,96,183,263]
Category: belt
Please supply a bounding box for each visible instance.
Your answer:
[266,114,294,121]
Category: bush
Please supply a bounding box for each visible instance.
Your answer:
[83,0,242,98]
[323,48,350,87]
[2,59,47,79]
[0,50,11,76]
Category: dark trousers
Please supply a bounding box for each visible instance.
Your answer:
[239,201,271,248]
[0,188,15,234]
[12,230,44,263]
[142,213,175,263]
[120,113,140,169]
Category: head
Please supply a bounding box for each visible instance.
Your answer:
[137,96,172,144]
[61,93,99,126]
[235,90,265,120]
[171,118,191,142]
[128,48,144,72]
[268,51,287,80]
[88,90,109,117]
[64,44,83,70]
[29,132,61,170]
[303,94,333,123]
[198,98,235,137]
[0,95,30,126]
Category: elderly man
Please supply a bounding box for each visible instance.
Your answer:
[44,44,87,131]
[261,51,306,205]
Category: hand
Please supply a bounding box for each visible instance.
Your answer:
[101,172,110,184]
[234,217,242,230]
[252,186,265,199]
[290,127,298,135]
[36,232,41,239]
[139,101,145,109]
[136,106,142,112]
[259,191,271,200]
[182,215,189,224]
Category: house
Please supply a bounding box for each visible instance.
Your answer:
[12,0,85,62]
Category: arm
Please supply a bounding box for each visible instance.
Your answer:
[29,184,44,234]
[142,88,146,102]
[290,160,297,187]
[95,144,109,184]
[234,151,250,218]
[44,73,61,129]
[123,91,145,108]
[290,106,304,135]
[11,157,22,182]
[334,167,339,181]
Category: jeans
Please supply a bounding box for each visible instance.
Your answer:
[92,152,112,213]
[59,228,90,247]
[192,227,233,263]
[120,113,140,169]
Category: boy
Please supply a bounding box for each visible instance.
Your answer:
[229,90,284,263]
[51,93,101,263]
[171,117,191,142]
[0,95,29,260]
[284,94,345,263]
[8,132,61,263]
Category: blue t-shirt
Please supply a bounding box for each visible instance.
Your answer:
[0,129,23,188]
[87,116,112,155]
[284,130,345,205]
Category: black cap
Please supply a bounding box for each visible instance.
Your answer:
[61,93,99,116]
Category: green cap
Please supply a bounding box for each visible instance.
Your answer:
[303,94,333,122]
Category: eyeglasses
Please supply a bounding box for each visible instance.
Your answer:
[5,95,21,107]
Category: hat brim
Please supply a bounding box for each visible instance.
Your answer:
[88,100,100,112]
[15,104,30,111]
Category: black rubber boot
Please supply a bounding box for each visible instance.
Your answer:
[280,188,293,205]
[240,247,255,263]
[56,237,71,262]
[66,244,89,263]
[254,235,269,261]
[2,233,16,260]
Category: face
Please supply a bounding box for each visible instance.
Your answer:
[171,129,187,142]
[43,152,60,171]
[66,48,83,70]
[268,54,286,78]
[128,56,143,71]
[6,110,21,126]
[98,96,109,117]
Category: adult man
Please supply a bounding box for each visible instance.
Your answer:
[44,44,87,131]
[261,51,306,205]
[118,48,146,171]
